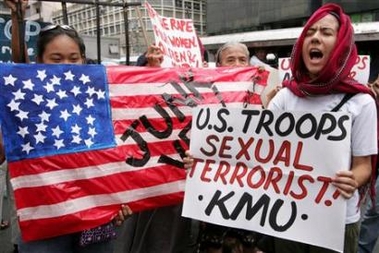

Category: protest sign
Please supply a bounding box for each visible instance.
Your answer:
[0,15,42,62]
[183,106,351,252]
[145,2,203,67]
[279,55,370,84]
[0,64,268,241]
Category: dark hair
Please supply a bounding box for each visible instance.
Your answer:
[37,25,86,61]
[136,53,148,66]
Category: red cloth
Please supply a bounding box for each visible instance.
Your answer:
[284,3,371,96]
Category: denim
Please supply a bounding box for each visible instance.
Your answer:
[358,179,379,253]
[18,232,114,253]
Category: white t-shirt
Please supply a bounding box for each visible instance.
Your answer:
[268,87,377,224]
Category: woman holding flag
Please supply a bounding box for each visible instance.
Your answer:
[4,0,133,252]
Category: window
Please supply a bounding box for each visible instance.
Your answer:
[109,44,119,54]
[175,0,182,7]
[184,1,192,10]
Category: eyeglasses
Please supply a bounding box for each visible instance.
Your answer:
[40,24,76,34]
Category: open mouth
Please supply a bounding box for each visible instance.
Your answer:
[309,49,323,60]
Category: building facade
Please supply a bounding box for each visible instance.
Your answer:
[51,0,206,59]
[206,0,379,35]
[205,0,379,81]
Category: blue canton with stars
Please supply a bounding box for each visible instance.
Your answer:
[0,63,116,162]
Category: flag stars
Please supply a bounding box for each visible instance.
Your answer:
[86,115,95,125]
[21,142,34,154]
[17,126,29,138]
[44,82,55,93]
[96,89,106,99]
[79,74,90,84]
[4,74,17,86]
[32,94,44,105]
[71,86,81,96]
[56,89,68,99]
[13,89,26,100]
[64,70,75,81]
[34,132,46,144]
[4,66,112,159]
[36,70,47,81]
[72,135,82,144]
[84,138,94,147]
[8,99,20,111]
[71,124,82,135]
[39,111,50,122]
[72,104,82,115]
[88,127,97,138]
[84,98,94,108]
[86,86,96,97]
[53,139,65,149]
[35,122,48,132]
[60,109,71,121]
[22,79,35,90]
[51,126,64,138]
[16,110,28,121]
[50,75,61,85]
[46,98,58,110]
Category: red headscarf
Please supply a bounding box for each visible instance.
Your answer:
[284,3,371,97]
[285,3,378,205]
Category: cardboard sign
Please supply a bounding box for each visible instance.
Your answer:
[279,55,370,84]
[145,2,203,67]
[183,106,351,253]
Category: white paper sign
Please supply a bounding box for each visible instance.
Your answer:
[279,55,370,84]
[183,106,351,253]
[145,2,203,68]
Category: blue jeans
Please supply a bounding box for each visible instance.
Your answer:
[18,232,114,253]
[358,178,379,253]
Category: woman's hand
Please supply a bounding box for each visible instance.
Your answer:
[4,0,28,14]
[113,204,133,226]
[146,44,163,67]
[183,150,194,170]
[332,170,358,199]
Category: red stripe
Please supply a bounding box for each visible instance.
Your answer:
[113,117,192,135]
[9,140,189,178]
[106,66,264,84]
[19,192,183,241]
[14,166,186,208]
[110,91,255,109]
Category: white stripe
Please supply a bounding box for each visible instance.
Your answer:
[109,82,265,97]
[111,102,262,120]
[115,129,188,146]
[18,180,186,221]
[11,155,182,189]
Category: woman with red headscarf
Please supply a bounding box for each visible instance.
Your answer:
[267,3,377,253]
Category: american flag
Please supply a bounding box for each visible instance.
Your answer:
[0,64,268,241]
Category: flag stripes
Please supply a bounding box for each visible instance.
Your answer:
[1,65,268,241]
